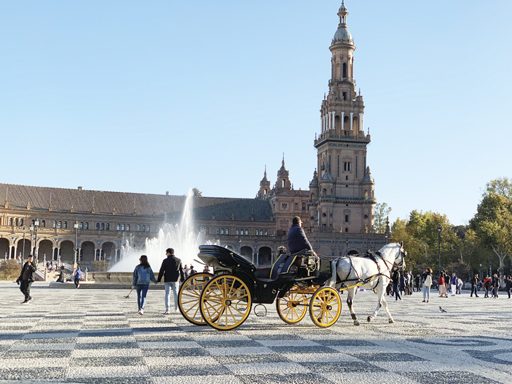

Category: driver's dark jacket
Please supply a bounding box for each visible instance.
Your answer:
[287,224,313,254]
[157,255,185,283]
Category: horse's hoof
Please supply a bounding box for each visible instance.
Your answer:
[354,320,360,326]
[367,316,372,322]
[388,319,394,324]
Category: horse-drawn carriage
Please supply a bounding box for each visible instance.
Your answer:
[178,242,406,331]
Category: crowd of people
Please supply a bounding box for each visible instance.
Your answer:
[386,268,512,303]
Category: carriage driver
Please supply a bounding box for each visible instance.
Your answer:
[287,216,319,276]
[288,216,313,254]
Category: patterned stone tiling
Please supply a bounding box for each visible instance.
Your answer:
[0,284,511,383]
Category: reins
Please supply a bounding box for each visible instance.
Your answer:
[335,246,403,290]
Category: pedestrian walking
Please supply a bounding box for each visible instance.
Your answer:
[73,265,83,288]
[505,275,512,299]
[415,274,421,292]
[483,275,492,298]
[132,255,157,315]
[450,273,457,296]
[157,248,185,315]
[422,268,432,303]
[492,273,499,298]
[16,254,36,304]
[438,272,448,298]
[470,273,479,297]
[56,265,65,283]
[392,269,401,301]
[456,277,463,294]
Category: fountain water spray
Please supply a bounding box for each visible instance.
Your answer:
[109,190,205,272]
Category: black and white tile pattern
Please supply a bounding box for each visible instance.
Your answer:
[0,283,511,383]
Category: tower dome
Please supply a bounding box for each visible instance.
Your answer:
[332,1,353,45]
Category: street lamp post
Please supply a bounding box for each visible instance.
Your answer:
[30,219,40,263]
[22,226,26,259]
[74,222,80,266]
[437,224,442,271]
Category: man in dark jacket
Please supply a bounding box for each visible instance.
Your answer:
[16,254,36,303]
[157,248,185,314]
[287,216,313,254]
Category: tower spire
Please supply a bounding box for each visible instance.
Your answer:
[338,0,348,26]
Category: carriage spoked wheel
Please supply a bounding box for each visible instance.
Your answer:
[178,272,213,326]
[200,274,252,331]
[276,290,309,325]
[309,286,342,328]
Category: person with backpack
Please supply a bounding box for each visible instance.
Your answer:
[157,248,185,315]
[132,255,157,315]
[16,254,37,304]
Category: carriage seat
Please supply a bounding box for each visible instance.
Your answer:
[269,252,299,280]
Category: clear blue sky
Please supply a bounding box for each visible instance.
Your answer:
[1,1,511,226]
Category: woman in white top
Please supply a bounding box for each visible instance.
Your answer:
[422,268,433,303]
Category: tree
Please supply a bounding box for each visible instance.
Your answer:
[390,210,467,274]
[470,180,512,276]
[486,178,512,198]
[373,202,391,233]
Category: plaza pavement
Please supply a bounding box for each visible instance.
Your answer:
[0,282,511,384]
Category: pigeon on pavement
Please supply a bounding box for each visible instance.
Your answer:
[439,306,447,313]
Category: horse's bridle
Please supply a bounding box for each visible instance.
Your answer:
[377,246,406,272]
[394,248,407,270]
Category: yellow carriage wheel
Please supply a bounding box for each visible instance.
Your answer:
[200,274,252,331]
[178,273,212,326]
[276,290,309,325]
[309,286,341,328]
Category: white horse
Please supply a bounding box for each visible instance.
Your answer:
[325,242,406,325]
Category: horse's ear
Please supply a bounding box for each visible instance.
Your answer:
[399,241,403,247]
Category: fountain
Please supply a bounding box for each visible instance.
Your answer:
[108,190,206,273]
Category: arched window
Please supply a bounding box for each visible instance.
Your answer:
[335,115,341,131]
[342,63,347,78]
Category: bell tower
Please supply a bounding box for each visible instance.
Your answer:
[310,1,375,234]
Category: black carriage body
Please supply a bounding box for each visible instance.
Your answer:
[198,245,328,304]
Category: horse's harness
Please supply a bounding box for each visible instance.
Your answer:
[337,249,405,291]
